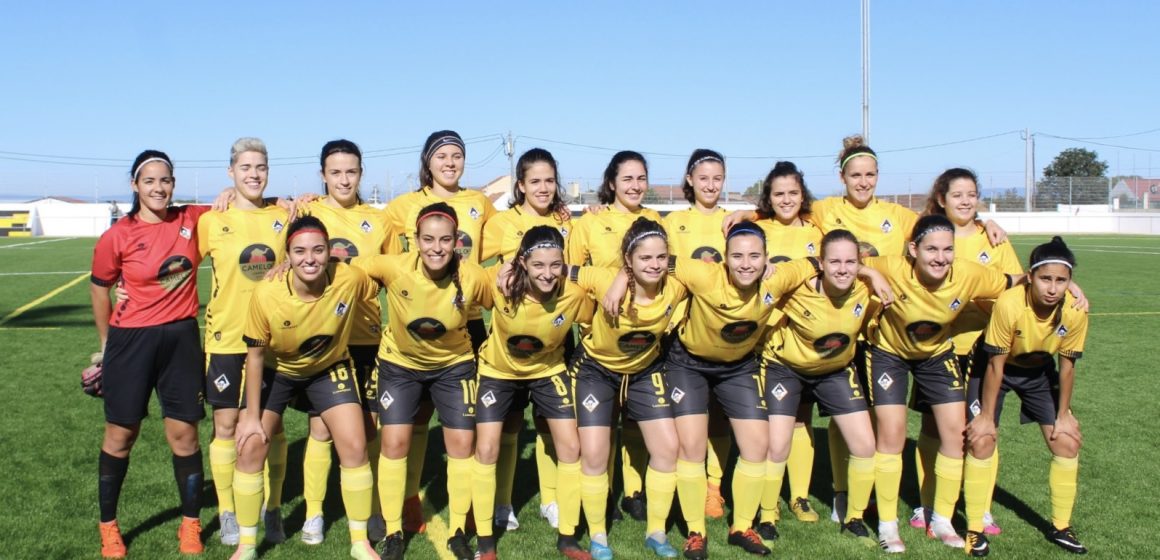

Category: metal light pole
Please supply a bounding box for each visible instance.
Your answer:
[1023,128,1034,211]
[861,0,871,143]
[505,132,516,190]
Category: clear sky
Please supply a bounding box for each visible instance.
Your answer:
[2,1,1158,202]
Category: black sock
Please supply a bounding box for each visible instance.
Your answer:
[99,451,130,523]
[172,450,204,519]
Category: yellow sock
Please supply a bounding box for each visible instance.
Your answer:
[828,421,849,493]
[645,466,677,536]
[985,447,999,514]
[787,425,815,501]
[377,456,407,534]
[963,454,993,533]
[340,463,373,542]
[405,423,429,498]
[1049,455,1079,530]
[234,469,264,542]
[209,437,236,513]
[874,452,903,522]
[846,455,875,522]
[933,452,964,520]
[760,459,784,524]
[706,435,731,487]
[915,431,939,510]
[580,472,609,536]
[303,437,333,519]
[446,457,473,533]
[496,432,518,506]
[675,459,707,534]
[471,458,497,537]
[264,431,287,510]
[732,458,767,532]
[536,433,558,505]
[367,433,381,517]
[556,460,582,536]
[621,426,647,497]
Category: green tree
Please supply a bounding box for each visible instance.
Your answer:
[1035,148,1109,208]
[744,180,762,199]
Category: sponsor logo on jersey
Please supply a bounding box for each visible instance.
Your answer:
[455,231,473,260]
[617,331,657,355]
[481,390,497,408]
[213,331,221,341]
[692,246,722,263]
[770,255,792,264]
[239,244,276,281]
[298,334,335,359]
[222,226,232,234]
[335,301,349,316]
[771,383,788,401]
[360,220,372,233]
[157,255,195,291]
[407,318,448,340]
[950,298,962,311]
[273,220,285,233]
[720,320,759,344]
[813,332,852,359]
[670,387,685,403]
[179,226,192,239]
[582,393,600,412]
[853,303,864,317]
[329,238,358,263]
[978,250,991,264]
[881,219,892,233]
[553,313,566,328]
[905,320,942,343]
[1018,351,1054,368]
[506,335,545,359]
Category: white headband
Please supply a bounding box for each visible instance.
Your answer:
[626,231,666,252]
[133,157,172,180]
[522,241,563,257]
[687,155,723,173]
[1031,259,1073,270]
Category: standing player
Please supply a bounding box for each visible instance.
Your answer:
[230,216,380,560]
[361,203,492,560]
[472,226,592,560]
[965,237,1089,556]
[568,151,662,523]
[295,139,391,544]
[382,131,497,532]
[198,138,289,546]
[90,151,209,558]
[480,148,573,531]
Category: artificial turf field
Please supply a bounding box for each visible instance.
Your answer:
[0,234,1157,559]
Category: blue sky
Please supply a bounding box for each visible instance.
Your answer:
[1,1,1158,202]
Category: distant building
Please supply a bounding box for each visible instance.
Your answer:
[1110,177,1160,204]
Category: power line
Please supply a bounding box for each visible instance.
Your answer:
[1035,133,1160,153]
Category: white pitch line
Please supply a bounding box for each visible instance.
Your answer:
[0,237,76,249]
[0,271,89,276]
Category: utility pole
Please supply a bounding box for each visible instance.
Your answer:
[505,132,516,190]
[1023,128,1034,211]
[861,0,871,143]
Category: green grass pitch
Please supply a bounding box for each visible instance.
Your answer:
[0,235,1156,559]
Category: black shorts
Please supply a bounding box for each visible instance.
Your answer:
[986,364,1060,426]
[665,337,765,420]
[350,345,378,411]
[765,361,868,417]
[573,350,673,428]
[206,353,245,409]
[377,359,476,430]
[103,318,205,424]
[866,346,964,407]
[264,360,362,416]
[476,373,577,423]
[913,344,987,414]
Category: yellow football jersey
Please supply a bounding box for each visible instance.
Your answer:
[767,279,877,376]
[863,256,1010,358]
[755,219,825,328]
[478,280,594,380]
[675,257,819,363]
[383,187,497,262]
[810,197,917,258]
[984,288,1088,369]
[353,253,493,370]
[243,263,378,378]
[947,224,1024,356]
[572,267,687,374]
[198,204,289,353]
[303,199,390,346]
[566,206,663,268]
[663,207,728,263]
[481,206,571,264]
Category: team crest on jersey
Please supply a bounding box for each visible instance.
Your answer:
[1056,325,1068,337]
[671,387,685,403]
[298,334,334,359]
[664,305,673,317]
[379,390,394,410]
[806,242,817,255]
[273,220,285,233]
[360,220,372,233]
[481,390,497,408]
[813,333,852,359]
[469,207,480,220]
[335,301,349,316]
[157,255,195,291]
[950,298,962,311]
[720,321,759,344]
[329,238,358,263]
[881,219,892,234]
[214,374,230,393]
[582,393,600,412]
[692,246,722,263]
[553,313,566,327]
[905,321,942,343]
[617,331,657,355]
[978,251,991,264]
[407,318,448,340]
[179,226,192,239]
[239,244,276,281]
[853,303,864,317]
[771,383,788,401]
[507,335,545,359]
[559,227,569,237]
[763,292,774,306]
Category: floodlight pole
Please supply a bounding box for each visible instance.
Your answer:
[861,0,870,143]
[1023,128,1034,211]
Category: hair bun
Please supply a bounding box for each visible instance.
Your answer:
[842,135,865,150]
